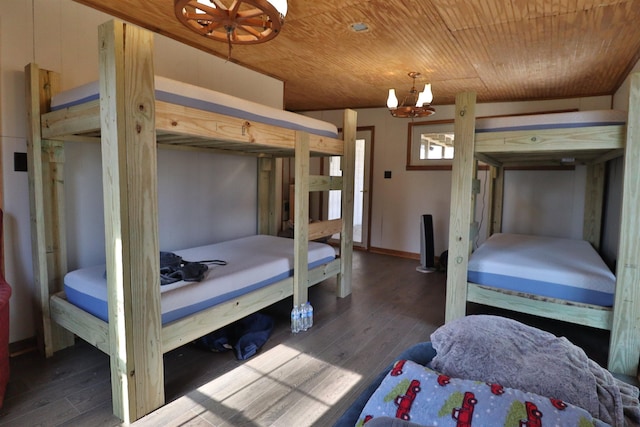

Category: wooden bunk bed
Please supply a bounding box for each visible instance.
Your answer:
[445,82,640,378]
[25,20,357,423]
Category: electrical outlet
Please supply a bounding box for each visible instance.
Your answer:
[14,152,27,172]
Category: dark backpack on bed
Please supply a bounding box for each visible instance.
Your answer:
[159,251,225,285]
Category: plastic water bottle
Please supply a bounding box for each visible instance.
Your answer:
[306,301,313,329]
[301,303,309,331]
[302,301,313,331]
[291,305,300,333]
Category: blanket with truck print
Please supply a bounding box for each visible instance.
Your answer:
[356,359,606,426]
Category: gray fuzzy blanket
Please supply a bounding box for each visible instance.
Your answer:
[428,315,640,427]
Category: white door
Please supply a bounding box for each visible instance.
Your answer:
[328,127,372,249]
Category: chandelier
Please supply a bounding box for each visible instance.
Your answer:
[387,72,435,118]
[175,0,287,46]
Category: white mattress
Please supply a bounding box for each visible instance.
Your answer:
[50,76,338,138]
[64,235,336,324]
[467,233,615,306]
[475,110,626,133]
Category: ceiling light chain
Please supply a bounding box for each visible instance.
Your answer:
[226,25,233,60]
[387,72,435,119]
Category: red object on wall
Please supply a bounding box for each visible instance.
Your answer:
[0,277,10,408]
[0,209,11,408]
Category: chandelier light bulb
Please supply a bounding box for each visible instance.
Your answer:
[195,0,209,11]
[387,89,399,109]
[416,90,427,107]
[269,0,288,17]
[422,83,433,104]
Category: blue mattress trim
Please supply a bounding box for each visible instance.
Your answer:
[64,256,335,324]
[467,270,614,306]
[156,91,338,138]
[50,91,338,139]
[51,93,97,110]
[475,121,625,133]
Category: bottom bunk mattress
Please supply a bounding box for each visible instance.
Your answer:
[64,235,336,324]
[467,233,615,306]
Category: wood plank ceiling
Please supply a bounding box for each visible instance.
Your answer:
[73,0,640,112]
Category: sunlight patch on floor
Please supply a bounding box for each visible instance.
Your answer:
[187,343,363,426]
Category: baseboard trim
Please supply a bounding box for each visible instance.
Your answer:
[9,336,38,357]
[369,246,420,260]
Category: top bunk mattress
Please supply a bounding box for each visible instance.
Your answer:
[64,235,336,324]
[475,110,627,133]
[467,233,615,306]
[50,76,338,138]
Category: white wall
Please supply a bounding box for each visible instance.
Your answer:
[307,95,612,258]
[1,0,285,343]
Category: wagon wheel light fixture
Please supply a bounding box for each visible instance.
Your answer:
[175,0,287,57]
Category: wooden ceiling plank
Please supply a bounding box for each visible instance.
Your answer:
[71,0,640,110]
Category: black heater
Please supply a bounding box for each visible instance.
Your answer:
[417,214,437,273]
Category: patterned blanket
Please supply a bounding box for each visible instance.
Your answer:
[357,359,607,427]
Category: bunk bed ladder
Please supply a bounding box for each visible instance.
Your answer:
[291,108,357,306]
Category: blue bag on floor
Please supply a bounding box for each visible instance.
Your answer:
[196,312,274,360]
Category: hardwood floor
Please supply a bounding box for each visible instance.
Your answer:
[0,251,617,426]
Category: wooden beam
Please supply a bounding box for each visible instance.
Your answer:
[445,92,477,323]
[474,152,501,167]
[25,64,75,357]
[41,100,100,141]
[608,72,640,376]
[41,140,75,352]
[25,63,52,356]
[468,284,612,330]
[50,293,109,354]
[475,124,625,153]
[257,157,277,235]
[98,20,163,422]
[590,148,624,165]
[293,131,310,307]
[161,258,340,352]
[583,162,605,249]
[338,109,357,298]
[488,165,504,236]
[309,174,343,192]
[309,219,342,241]
[40,96,346,157]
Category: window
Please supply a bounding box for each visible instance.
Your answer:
[406,120,454,170]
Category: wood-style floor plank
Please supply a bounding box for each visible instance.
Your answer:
[0,251,616,427]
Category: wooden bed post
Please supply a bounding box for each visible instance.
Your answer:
[583,162,605,249]
[445,92,477,323]
[293,132,310,306]
[98,20,163,421]
[608,72,640,376]
[487,165,504,237]
[25,64,75,357]
[338,109,357,298]
[258,157,277,235]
